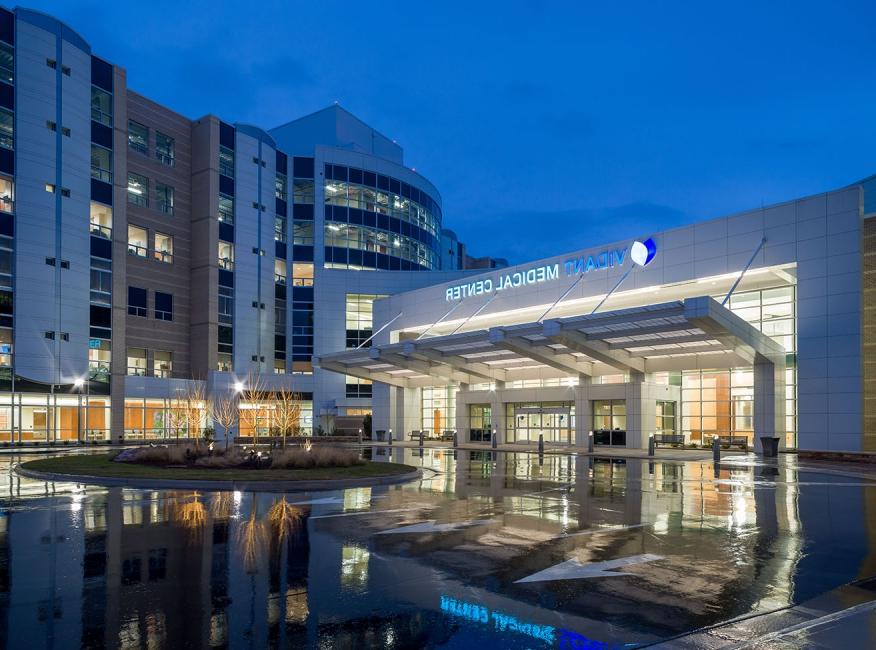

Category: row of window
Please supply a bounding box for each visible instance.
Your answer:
[127,287,173,321]
[324,223,437,269]
[126,348,173,378]
[128,120,175,166]
[127,225,174,263]
[324,180,440,237]
[127,173,174,214]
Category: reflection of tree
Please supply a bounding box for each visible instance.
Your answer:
[209,491,233,521]
[165,491,207,542]
[268,497,304,543]
[237,495,268,575]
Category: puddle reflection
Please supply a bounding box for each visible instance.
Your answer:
[0,449,874,647]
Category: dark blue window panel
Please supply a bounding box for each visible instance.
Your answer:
[0,8,13,45]
[219,122,235,149]
[376,253,390,270]
[218,343,233,354]
[0,83,12,111]
[275,150,287,174]
[349,168,362,184]
[91,178,113,205]
[292,245,313,261]
[377,174,389,191]
[293,203,313,220]
[389,178,400,194]
[0,147,12,175]
[349,208,362,225]
[90,305,111,328]
[400,259,412,271]
[218,269,234,288]
[128,286,147,308]
[333,246,349,264]
[389,217,401,234]
[275,240,286,259]
[219,174,234,196]
[412,187,421,204]
[348,249,362,267]
[91,56,113,92]
[333,165,347,182]
[363,210,376,228]
[89,326,111,339]
[293,156,314,178]
[363,171,376,187]
[275,197,287,217]
[324,205,334,221]
[401,221,411,237]
[218,221,234,243]
[0,213,12,237]
[292,311,312,326]
[90,235,112,260]
[333,206,348,223]
[292,353,311,362]
[218,325,233,345]
[274,335,286,350]
[362,251,376,268]
[274,283,286,300]
[292,286,314,300]
[401,182,411,199]
[389,256,401,270]
[323,163,332,179]
[275,351,286,360]
[91,120,112,148]
[377,213,389,231]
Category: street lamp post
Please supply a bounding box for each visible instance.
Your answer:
[233,380,245,448]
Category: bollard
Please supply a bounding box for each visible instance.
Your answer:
[491,430,497,449]
[388,428,393,446]
[358,428,362,445]
[538,433,544,454]
[453,432,458,448]
[588,431,594,453]
[419,430,424,448]
[712,435,720,465]
[648,433,655,457]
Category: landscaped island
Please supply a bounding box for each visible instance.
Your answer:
[17,446,417,489]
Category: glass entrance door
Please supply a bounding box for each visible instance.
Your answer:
[508,403,573,444]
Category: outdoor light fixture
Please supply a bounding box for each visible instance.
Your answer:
[74,377,85,388]
[233,381,245,392]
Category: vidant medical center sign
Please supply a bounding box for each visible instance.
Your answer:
[444,238,658,301]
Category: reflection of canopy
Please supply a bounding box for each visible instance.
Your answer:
[316,296,786,388]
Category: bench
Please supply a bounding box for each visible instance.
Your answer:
[440,430,455,441]
[654,434,684,447]
[717,435,749,450]
[409,430,422,441]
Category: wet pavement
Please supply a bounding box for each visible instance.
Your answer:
[1,448,875,649]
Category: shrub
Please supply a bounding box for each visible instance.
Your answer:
[270,446,364,469]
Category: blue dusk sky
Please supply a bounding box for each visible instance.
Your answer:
[24,0,876,263]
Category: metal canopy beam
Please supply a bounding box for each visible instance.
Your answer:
[403,342,506,382]
[315,358,410,388]
[369,349,469,385]
[542,321,646,374]
[488,328,594,376]
[611,332,717,350]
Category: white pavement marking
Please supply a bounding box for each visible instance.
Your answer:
[514,553,663,583]
[376,519,496,535]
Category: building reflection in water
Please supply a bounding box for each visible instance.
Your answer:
[0,449,874,647]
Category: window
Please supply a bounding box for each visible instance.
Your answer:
[153,351,172,378]
[0,175,13,213]
[0,42,12,84]
[127,287,147,317]
[346,294,386,348]
[155,132,174,166]
[90,145,112,183]
[293,179,314,204]
[90,202,112,238]
[218,193,234,224]
[592,400,626,446]
[154,292,173,321]
[91,87,112,126]
[218,286,233,325]
[127,225,147,257]
[88,339,111,379]
[275,173,287,201]
[128,120,148,155]
[45,183,55,193]
[292,263,313,287]
[0,108,12,150]
[90,257,112,305]
[274,259,287,285]
[127,347,147,376]
[154,233,173,263]
[219,145,234,177]
[127,172,148,207]
[274,216,286,242]
[274,359,285,374]
[218,242,234,270]
[656,401,676,433]
[293,221,313,245]
[217,353,232,372]
[346,377,372,399]
[156,183,174,215]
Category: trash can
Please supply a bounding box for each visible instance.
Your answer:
[376,429,386,442]
[760,436,780,457]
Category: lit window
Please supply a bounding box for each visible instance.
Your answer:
[127,225,148,257]
[218,193,234,224]
[91,87,112,126]
[274,259,287,285]
[274,359,285,374]
[219,145,234,178]
[90,202,112,238]
[153,350,172,378]
[128,120,148,155]
[90,145,112,183]
[218,241,234,270]
[293,179,314,204]
[156,183,174,215]
[0,175,13,213]
[154,232,173,263]
[0,42,12,84]
[0,108,12,150]
[293,221,313,245]
[127,172,148,207]
[155,132,174,166]
[274,216,286,242]
[126,347,147,376]
[275,173,287,201]
[292,263,313,287]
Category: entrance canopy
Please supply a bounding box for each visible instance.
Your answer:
[315,296,786,388]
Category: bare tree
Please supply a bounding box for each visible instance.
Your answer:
[211,391,238,449]
[273,385,302,448]
[239,372,267,445]
[183,382,208,446]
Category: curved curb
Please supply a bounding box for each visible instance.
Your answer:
[14,464,422,493]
